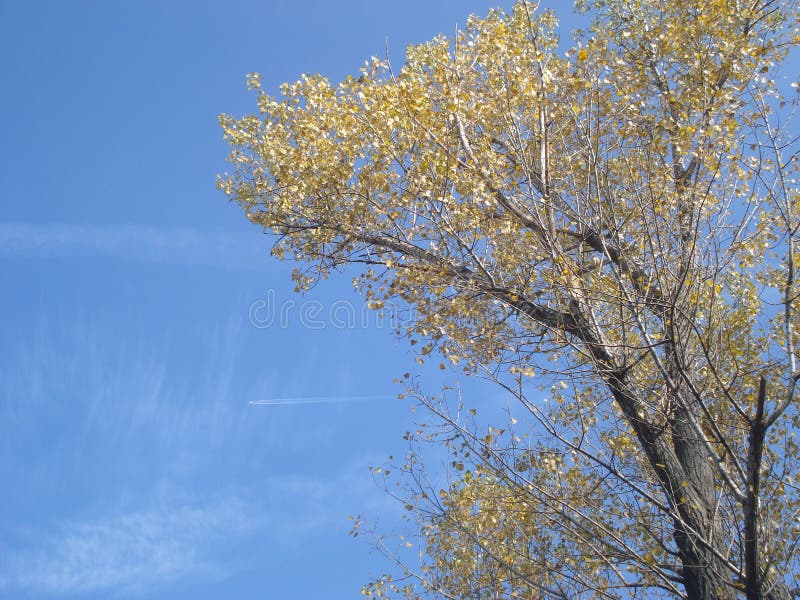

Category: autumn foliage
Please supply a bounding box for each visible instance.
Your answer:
[220,1,800,598]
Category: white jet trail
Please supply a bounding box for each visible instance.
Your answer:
[248,395,391,406]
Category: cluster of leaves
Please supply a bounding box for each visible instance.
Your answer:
[220,0,800,598]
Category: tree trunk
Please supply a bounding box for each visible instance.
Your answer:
[670,406,737,600]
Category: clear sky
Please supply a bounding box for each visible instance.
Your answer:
[0,2,581,598]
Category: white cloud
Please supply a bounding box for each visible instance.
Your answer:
[0,222,267,267]
[0,464,399,597]
[3,496,256,596]
[0,316,406,597]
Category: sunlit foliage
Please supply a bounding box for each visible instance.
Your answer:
[220,1,800,598]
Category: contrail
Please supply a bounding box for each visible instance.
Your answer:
[248,395,392,406]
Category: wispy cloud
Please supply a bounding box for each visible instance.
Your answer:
[0,464,399,598]
[0,312,404,597]
[2,496,257,596]
[0,222,267,267]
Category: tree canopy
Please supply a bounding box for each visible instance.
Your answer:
[220,1,800,598]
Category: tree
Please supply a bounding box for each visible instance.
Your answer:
[219,1,800,598]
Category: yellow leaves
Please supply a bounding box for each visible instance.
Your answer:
[415,445,654,597]
[509,366,535,377]
[541,454,560,472]
[222,7,800,592]
[246,72,261,90]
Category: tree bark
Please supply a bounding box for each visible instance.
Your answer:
[670,406,737,600]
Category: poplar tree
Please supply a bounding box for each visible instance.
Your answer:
[220,1,800,597]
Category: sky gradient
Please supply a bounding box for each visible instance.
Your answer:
[0,2,579,598]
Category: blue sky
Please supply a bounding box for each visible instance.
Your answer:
[0,2,580,598]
